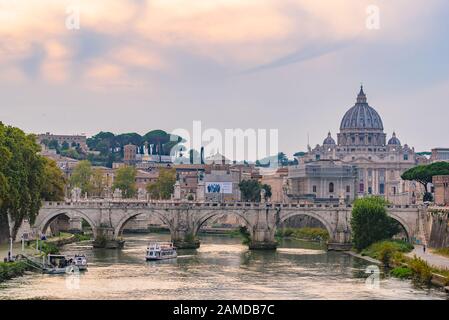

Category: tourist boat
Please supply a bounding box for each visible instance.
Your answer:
[145,242,177,261]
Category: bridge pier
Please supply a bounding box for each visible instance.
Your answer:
[93,227,125,249]
[68,216,83,234]
[171,229,200,249]
[247,209,278,250]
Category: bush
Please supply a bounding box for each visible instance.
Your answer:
[0,261,29,283]
[276,227,329,241]
[433,247,449,258]
[239,226,251,245]
[350,197,402,251]
[409,256,433,284]
[74,233,92,242]
[391,266,413,279]
[361,240,413,262]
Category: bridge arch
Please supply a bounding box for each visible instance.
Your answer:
[36,209,98,238]
[386,212,412,241]
[278,211,336,240]
[114,210,171,237]
[193,209,253,236]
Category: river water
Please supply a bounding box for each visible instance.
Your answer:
[0,234,447,300]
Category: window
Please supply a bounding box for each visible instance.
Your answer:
[379,183,385,194]
[403,154,409,160]
[368,187,372,194]
[359,183,365,193]
[346,185,350,193]
[329,182,334,193]
[315,154,321,160]
[312,185,317,193]
[392,187,397,195]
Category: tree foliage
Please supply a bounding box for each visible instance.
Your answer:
[40,158,66,201]
[401,162,449,188]
[69,160,93,195]
[113,166,137,198]
[147,168,176,200]
[350,197,402,251]
[86,130,183,167]
[238,180,272,202]
[0,123,50,239]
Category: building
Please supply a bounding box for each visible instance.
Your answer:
[123,144,137,164]
[431,148,449,162]
[297,86,419,204]
[261,168,288,202]
[433,175,449,206]
[135,169,159,191]
[287,160,357,203]
[37,132,88,152]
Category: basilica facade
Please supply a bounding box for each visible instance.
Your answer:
[290,87,420,205]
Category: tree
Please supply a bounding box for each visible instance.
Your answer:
[147,168,176,200]
[90,168,106,197]
[239,180,262,202]
[261,184,272,201]
[350,197,401,251]
[113,166,137,198]
[0,123,47,240]
[69,160,93,195]
[48,139,60,151]
[401,162,449,190]
[61,141,70,150]
[277,152,289,167]
[40,158,66,201]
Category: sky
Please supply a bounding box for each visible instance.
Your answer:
[0,0,448,160]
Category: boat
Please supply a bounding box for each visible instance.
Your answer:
[43,254,89,274]
[145,242,177,261]
[43,254,70,274]
[69,254,88,271]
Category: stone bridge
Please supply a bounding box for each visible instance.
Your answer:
[33,200,427,250]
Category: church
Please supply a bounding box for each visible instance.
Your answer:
[289,86,420,205]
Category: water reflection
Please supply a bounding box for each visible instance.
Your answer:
[0,234,446,300]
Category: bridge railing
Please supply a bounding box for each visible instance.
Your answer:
[42,199,423,210]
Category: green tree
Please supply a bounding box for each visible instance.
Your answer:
[48,139,60,152]
[147,168,176,200]
[90,168,106,197]
[113,166,137,198]
[261,184,272,201]
[69,160,93,195]
[401,161,449,191]
[239,180,262,202]
[350,197,401,251]
[40,158,66,201]
[0,123,46,240]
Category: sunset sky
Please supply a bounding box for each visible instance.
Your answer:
[0,0,448,158]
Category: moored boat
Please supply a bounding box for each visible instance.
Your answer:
[145,242,177,261]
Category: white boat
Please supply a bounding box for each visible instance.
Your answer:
[70,254,88,271]
[145,242,177,261]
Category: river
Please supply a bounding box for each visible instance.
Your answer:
[0,234,447,300]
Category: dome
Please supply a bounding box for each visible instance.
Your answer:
[340,86,384,131]
[388,132,401,145]
[323,132,336,145]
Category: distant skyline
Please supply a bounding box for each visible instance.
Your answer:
[1,0,449,157]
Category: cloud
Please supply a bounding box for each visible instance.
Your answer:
[0,0,444,85]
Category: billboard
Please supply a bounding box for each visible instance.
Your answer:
[206,182,233,194]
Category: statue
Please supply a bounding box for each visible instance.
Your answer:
[137,188,147,200]
[71,187,81,202]
[173,181,181,200]
[113,188,122,200]
[260,189,266,203]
